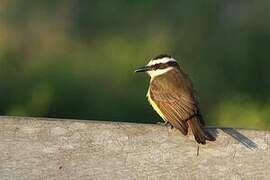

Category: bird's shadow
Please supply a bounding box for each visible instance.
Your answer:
[156,121,258,150]
[208,127,257,150]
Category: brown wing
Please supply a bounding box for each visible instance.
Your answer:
[149,69,201,135]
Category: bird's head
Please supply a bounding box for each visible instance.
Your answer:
[135,54,179,78]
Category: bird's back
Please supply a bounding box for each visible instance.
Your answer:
[147,68,215,144]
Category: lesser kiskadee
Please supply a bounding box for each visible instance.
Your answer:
[135,54,215,144]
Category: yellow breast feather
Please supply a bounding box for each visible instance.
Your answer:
[147,90,166,121]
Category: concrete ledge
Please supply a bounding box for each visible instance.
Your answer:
[0,116,269,180]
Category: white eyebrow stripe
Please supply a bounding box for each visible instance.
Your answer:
[147,57,176,66]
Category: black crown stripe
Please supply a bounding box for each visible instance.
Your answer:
[152,54,172,60]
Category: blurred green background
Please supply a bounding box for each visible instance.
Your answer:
[0,1,270,129]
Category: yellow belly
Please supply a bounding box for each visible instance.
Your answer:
[147,90,166,121]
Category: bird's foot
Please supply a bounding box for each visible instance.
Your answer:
[157,121,174,129]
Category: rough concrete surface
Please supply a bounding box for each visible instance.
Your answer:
[0,116,269,180]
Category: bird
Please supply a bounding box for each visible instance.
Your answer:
[135,54,215,144]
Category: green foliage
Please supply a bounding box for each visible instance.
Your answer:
[0,1,269,129]
[212,96,270,129]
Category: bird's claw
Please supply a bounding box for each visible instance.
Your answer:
[157,121,174,129]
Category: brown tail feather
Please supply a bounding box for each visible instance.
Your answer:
[187,117,216,144]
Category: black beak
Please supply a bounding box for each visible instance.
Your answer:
[135,66,149,73]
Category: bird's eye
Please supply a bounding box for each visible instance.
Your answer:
[159,63,167,69]
[151,63,167,70]
[153,64,161,70]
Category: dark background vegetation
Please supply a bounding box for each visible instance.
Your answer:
[1,1,270,129]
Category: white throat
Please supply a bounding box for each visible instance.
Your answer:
[148,67,174,78]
